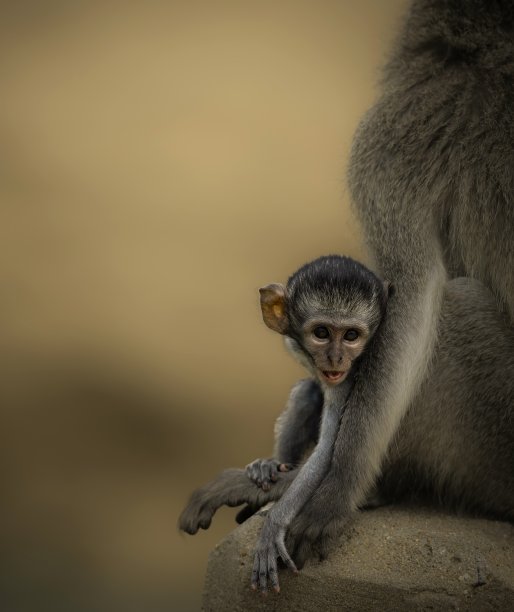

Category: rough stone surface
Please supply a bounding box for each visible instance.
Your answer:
[202,507,514,611]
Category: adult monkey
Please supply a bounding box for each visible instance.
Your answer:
[180,0,514,566]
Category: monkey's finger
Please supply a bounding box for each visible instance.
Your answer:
[246,462,262,484]
[259,552,268,594]
[251,552,260,590]
[272,462,293,481]
[269,463,279,482]
[277,537,297,573]
[258,463,267,481]
[259,463,274,489]
[267,551,280,592]
[279,463,293,472]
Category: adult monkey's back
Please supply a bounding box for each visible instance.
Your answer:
[180,0,514,563]
[351,0,514,319]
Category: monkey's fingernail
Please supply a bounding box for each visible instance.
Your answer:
[279,464,289,472]
[251,584,257,591]
[273,586,280,593]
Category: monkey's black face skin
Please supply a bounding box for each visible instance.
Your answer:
[259,255,388,389]
[285,314,372,387]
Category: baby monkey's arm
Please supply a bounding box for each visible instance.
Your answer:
[251,381,351,593]
[245,379,323,491]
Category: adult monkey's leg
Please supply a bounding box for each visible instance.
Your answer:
[178,467,298,535]
[378,277,514,518]
[180,379,322,532]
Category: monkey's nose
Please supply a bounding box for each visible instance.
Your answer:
[327,353,343,367]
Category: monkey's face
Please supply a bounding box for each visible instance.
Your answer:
[258,266,385,387]
[289,314,371,386]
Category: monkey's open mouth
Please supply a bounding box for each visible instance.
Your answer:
[321,370,346,384]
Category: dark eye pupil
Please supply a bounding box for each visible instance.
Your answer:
[314,326,329,339]
[344,329,358,341]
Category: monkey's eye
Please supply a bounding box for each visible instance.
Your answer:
[344,329,359,341]
[313,326,330,339]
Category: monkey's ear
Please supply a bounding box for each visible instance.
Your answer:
[259,283,289,334]
[383,280,395,302]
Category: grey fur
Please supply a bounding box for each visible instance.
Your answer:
[273,379,323,464]
[243,379,322,492]
[251,380,352,592]
[283,0,514,566]
[380,277,514,516]
[179,278,514,552]
[247,255,384,591]
[179,0,514,576]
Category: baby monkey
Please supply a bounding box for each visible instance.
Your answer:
[248,255,390,593]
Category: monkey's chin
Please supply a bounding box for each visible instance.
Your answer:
[319,370,347,385]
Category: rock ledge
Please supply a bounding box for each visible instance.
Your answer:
[203,506,514,611]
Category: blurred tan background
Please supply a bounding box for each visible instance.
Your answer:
[0,1,407,610]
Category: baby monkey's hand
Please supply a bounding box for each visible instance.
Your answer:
[251,515,297,594]
[245,459,293,491]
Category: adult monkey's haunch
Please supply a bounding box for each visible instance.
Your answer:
[180,0,514,572]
